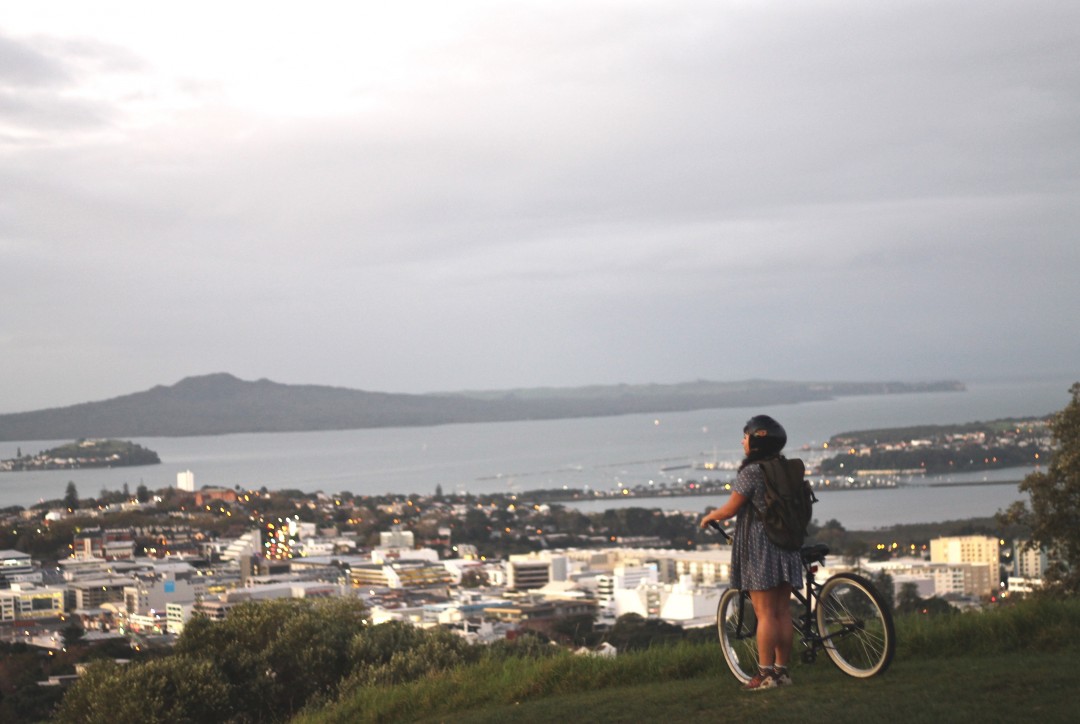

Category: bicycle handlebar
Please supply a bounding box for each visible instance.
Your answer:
[706,519,732,542]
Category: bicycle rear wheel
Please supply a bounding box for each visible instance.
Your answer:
[716,588,759,683]
[816,572,895,677]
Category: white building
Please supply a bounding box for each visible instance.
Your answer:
[1013,541,1049,579]
[0,549,40,587]
[122,575,205,620]
[378,527,415,550]
[1006,576,1044,595]
[177,470,195,492]
[597,563,659,602]
[501,553,575,592]
[220,531,261,561]
[611,575,723,627]
[166,601,196,635]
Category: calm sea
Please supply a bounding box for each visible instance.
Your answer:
[0,377,1073,528]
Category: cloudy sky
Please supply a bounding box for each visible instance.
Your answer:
[2,1,1078,414]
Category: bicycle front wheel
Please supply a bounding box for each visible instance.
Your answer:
[816,572,895,677]
[716,587,759,683]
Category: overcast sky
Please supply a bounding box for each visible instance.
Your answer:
[2,1,1078,414]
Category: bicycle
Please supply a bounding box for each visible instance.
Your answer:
[708,521,895,681]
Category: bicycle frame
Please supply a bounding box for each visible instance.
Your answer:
[792,543,829,662]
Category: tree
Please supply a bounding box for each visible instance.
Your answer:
[136,484,150,503]
[460,568,489,588]
[61,622,85,648]
[550,612,596,646]
[870,570,895,611]
[345,622,477,690]
[63,482,79,511]
[603,613,686,651]
[55,658,232,724]
[173,597,367,719]
[896,582,923,614]
[1001,382,1080,595]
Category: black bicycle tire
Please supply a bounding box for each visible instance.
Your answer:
[716,587,759,683]
[815,572,896,677]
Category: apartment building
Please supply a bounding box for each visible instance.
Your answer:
[929,535,1001,596]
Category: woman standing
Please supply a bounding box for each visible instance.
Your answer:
[700,414,803,690]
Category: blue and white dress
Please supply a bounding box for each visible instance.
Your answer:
[729,463,804,591]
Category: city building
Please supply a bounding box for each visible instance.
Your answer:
[194,487,240,507]
[929,535,1001,596]
[379,527,415,550]
[72,528,136,561]
[177,470,195,492]
[611,575,723,627]
[0,549,40,588]
[481,597,598,638]
[219,530,262,561]
[506,557,553,591]
[166,601,196,635]
[0,583,65,622]
[1012,540,1049,579]
[860,557,991,599]
[499,552,572,591]
[348,560,454,590]
[596,563,659,603]
[65,576,136,612]
[122,575,205,622]
[1007,539,1051,595]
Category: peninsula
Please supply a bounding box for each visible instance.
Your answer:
[818,417,1050,476]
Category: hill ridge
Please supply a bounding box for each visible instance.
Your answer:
[0,374,965,442]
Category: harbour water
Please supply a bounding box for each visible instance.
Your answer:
[565,479,1030,530]
[0,377,1073,529]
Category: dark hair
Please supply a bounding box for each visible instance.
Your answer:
[738,414,787,470]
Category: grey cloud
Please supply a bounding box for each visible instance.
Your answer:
[0,34,71,86]
[2,2,1079,412]
[0,30,147,137]
[0,89,110,130]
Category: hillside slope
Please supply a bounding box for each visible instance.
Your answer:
[0,373,964,441]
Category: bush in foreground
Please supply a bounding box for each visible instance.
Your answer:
[53,596,1080,724]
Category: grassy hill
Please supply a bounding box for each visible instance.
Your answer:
[396,652,1076,723]
[48,596,1076,723]
[294,598,1080,724]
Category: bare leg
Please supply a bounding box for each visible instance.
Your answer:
[771,583,793,667]
[749,584,794,669]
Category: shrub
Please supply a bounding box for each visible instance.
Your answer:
[55,658,232,724]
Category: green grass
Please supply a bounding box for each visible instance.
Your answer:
[405,651,1077,724]
[295,598,1080,724]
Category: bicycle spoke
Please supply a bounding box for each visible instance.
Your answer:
[717,589,759,683]
[816,573,895,678]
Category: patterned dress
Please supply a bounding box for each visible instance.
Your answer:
[729,463,804,591]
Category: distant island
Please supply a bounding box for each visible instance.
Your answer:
[818,417,1050,476]
[0,373,966,442]
[0,438,161,472]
